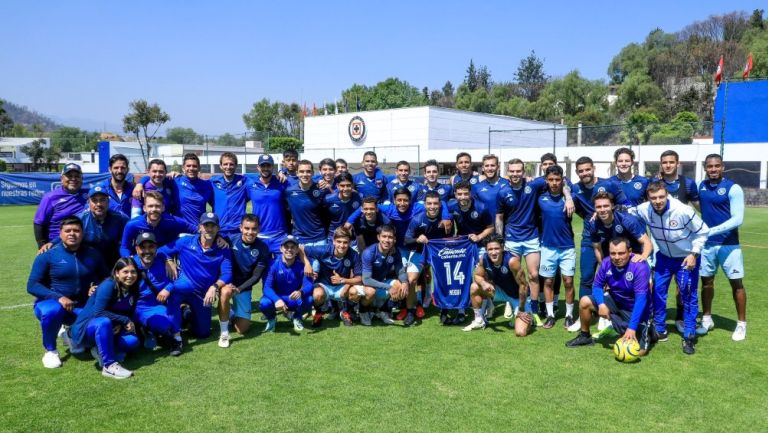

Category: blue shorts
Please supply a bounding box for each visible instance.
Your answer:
[505,238,540,256]
[318,283,346,301]
[231,289,253,320]
[539,246,576,278]
[259,233,287,254]
[700,244,744,279]
[493,286,520,305]
[373,279,396,301]
[301,238,327,248]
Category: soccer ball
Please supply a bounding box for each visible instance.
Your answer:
[613,339,641,363]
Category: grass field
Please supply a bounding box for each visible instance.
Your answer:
[1,205,766,433]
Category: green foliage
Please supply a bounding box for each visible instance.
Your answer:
[10,123,30,137]
[530,71,609,123]
[0,160,6,172]
[122,100,171,167]
[515,50,549,101]
[42,144,62,172]
[49,127,99,152]
[20,139,46,170]
[368,78,427,110]
[616,72,666,116]
[0,99,13,135]
[454,84,493,113]
[465,59,478,92]
[163,127,201,145]
[267,136,302,153]
[620,110,660,145]
[607,43,649,84]
[741,27,768,77]
[493,95,531,118]
[215,133,242,147]
[648,111,699,145]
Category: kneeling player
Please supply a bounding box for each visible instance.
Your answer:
[259,236,314,332]
[566,237,651,356]
[464,236,530,335]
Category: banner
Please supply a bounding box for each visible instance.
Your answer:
[0,173,112,206]
[425,237,478,309]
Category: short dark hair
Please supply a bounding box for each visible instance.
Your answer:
[545,165,564,177]
[241,214,260,226]
[482,154,499,164]
[59,215,82,230]
[396,160,410,169]
[454,180,471,193]
[456,152,471,162]
[575,156,593,167]
[378,224,396,236]
[109,154,129,168]
[335,158,348,167]
[335,172,353,184]
[646,181,667,195]
[362,196,378,205]
[424,190,441,202]
[484,234,504,249]
[609,236,631,250]
[183,153,200,165]
[424,159,439,171]
[220,152,238,165]
[660,150,679,162]
[363,151,377,161]
[319,158,335,169]
[283,149,299,159]
[148,159,166,170]
[298,159,313,170]
[393,187,411,200]
[705,153,722,163]
[592,191,615,205]
[614,147,634,162]
[507,158,524,167]
[540,153,557,164]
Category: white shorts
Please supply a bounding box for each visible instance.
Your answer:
[505,238,540,256]
[398,248,423,273]
[539,246,576,278]
[700,244,744,279]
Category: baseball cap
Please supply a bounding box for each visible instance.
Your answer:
[258,154,274,165]
[280,235,298,247]
[88,185,109,198]
[199,212,219,225]
[62,163,82,175]
[135,232,157,246]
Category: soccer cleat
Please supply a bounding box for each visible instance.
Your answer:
[42,351,62,369]
[102,362,133,379]
[450,313,466,326]
[415,305,426,319]
[565,333,595,348]
[682,337,696,355]
[543,316,556,329]
[503,302,513,319]
[532,314,544,328]
[564,315,576,330]
[656,330,669,342]
[144,332,157,350]
[403,312,416,327]
[439,309,450,325]
[170,339,183,357]
[340,311,354,327]
[218,333,230,348]
[312,312,323,328]
[592,326,618,339]
[675,320,685,334]
[292,318,305,331]
[376,311,395,325]
[359,311,372,326]
[395,309,408,321]
[732,324,747,341]
[462,317,486,332]
[697,316,715,336]
[263,319,276,333]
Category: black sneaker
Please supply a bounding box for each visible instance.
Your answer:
[403,312,416,327]
[566,332,595,348]
[170,339,183,357]
[451,313,467,326]
[682,338,696,355]
[439,309,450,325]
[564,315,575,329]
[543,316,556,329]
[656,330,669,342]
[538,301,547,319]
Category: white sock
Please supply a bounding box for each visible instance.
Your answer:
[220,320,230,335]
[703,314,712,322]
[566,303,574,318]
[737,320,747,328]
[546,302,554,317]
[473,308,482,320]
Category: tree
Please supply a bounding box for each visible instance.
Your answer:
[465,60,478,92]
[454,84,493,113]
[215,133,241,147]
[122,100,170,168]
[607,43,649,84]
[342,78,425,111]
[749,9,764,29]
[43,144,62,172]
[530,70,609,122]
[477,66,492,92]
[616,72,666,116]
[242,98,285,136]
[164,127,201,144]
[20,139,46,171]
[0,99,13,136]
[515,50,549,100]
[267,136,302,153]
[10,123,30,137]
[50,126,93,152]
[620,110,660,146]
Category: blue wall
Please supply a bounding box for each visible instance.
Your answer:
[713,79,768,144]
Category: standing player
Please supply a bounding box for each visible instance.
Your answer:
[353,151,388,202]
[335,158,349,175]
[472,154,509,218]
[537,165,577,329]
[658,150,699,208]
[130,159,179,218]
[452,152,478,186]
[697,154,747,340]
[419,160,453,202]
[323,173,362,242]
[349,196,391,252]
[566,237,652,357]
[174,153,214,228]
[635,182,708,354]
[33,163,89,247]
[120,191,197,257]
[285,160,329,247]
[27,216,107,368]
[588,192,652,264]
[248,154,288,254]
[211,152,250,237]
[259,236,313,332]
[356,225,409,326]
[386,161,420,204]
[277,149,300,185]
[611,147,649,206]
[450,181,495,252]
[97,154,135,217]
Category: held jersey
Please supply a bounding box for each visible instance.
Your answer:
[425,237,478,309]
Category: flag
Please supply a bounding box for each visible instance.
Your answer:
[714,55,724,84]
[302,102,307,118]
[355,96,361,111]
[743,53,753,79]
[312,103,317,116]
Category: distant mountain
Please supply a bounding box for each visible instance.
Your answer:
[2,100,62,131]
[48,115,122,134]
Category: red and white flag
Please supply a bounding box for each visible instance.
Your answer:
[714,55,724,84]
[743,53,753,79]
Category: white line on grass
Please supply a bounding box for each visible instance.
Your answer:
[0,303,32,311]
[742,244,768,249]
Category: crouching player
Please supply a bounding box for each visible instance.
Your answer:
[259,236,314,332]
[353,225,409,326]
[566,237,651,357]
[464,236,530,335]
[303,227,363,327]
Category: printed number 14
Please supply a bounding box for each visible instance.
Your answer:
[443,261,465,285]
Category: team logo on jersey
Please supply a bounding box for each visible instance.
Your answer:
[501,266,508,274]
[237,180,243,187]
[597,186,606,193]
[352,201,360,209]
[480,187,488,192]
[215,182,223,189]
[717,187,726,196]
[387,256,394,264]
[471,211,479,219]
[348,116,366,143]
[312,189,321,197]
[615,225,624,233]
[438,188,445,195]
[344,259,351,267]
[331,203,340,208]
[670,220,679,228]
[625,272,634,281]
[408,185,416,192]
[524,186,532,194]
[251,249,259,257]
[375,179,383,188]
[470,178,478,185]
[634,182,642,190]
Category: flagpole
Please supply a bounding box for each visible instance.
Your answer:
[720,80,728,158]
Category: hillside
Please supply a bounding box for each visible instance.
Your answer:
[2,100,62,131]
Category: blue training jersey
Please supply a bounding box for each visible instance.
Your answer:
[324,191,362,241]
[610,175,649,207]
[418,182,453,202]
[386,179,420,204]
[159,235,232,293]
[304,244,362,286]
[482,251,519,298]
[353,170,388,202]
[351,211,390,247]
[572,178,631,244]
[262,259,313,301]
[284,181,329,243]
[248,175,288,237]
[425,237,477,309]
[174,176,214,227]
[404,211,445,253]
[451,173,479,186]
[361,244,404,283]
[658,175,698,204]
[120,214,196,257]
[496,177,547,242]
[27,244,108,304]
[97,179,135,217]
[586,211,646,256]
[228,234,271,291]
[538,191,574,249]
[132,252,171,306]
[211,174,250,234]
[449,199,493,236]
[698,178,742,246]
[471,177,509,218]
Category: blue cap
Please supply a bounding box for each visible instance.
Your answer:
[62,163,82,175]
[199,212,219,225]
[88,185,109,198]
[258,154,274,165]
[135,231,157,245]
[281,235,299,247]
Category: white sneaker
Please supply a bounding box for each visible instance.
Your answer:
[375,311,395,325]
[567,318,582,332]
[42,350,62,369]
[503,302,513,319]
[359,312,372,326]
[732,323,747,341]
[696,316,715,335]
[58,326,70,347]
[218,333,230,348]
[292,318,304,331]
[675,320,685,334]
[462,318,486,332]
[102,362,133,379]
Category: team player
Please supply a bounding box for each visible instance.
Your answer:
[452,152,478,186]
[130,159,179,218]
[211,152,250,236]
[248,154,289,254]
[97,154,135,217]
[335,158,349,175]
[537,165,577,329]
[33,163,88,246]
[588,191,652,264]
[221,215,271,336]
[173,153,214,228]
[277,149,300,185]
[69,257,141,379]
[131,232,182,356]
[386,161,420,204]
[450,181,495,252]
[285,160,329,246]
[697,154,747,341]
[635,182,708,354]
[611,147,649,206]
[314,158,338,191]
[27,216,107,368]
[353,151,388,202]
[159,212,233,351]
[419,159,453,202]
[323,173,362,242]
[303,227,362,327]
[356,225,409,326]
[566,237,652,356]
[259,236,313,332]
[349,196,391,251]
[120,191,196,257]
[471,154,509,218]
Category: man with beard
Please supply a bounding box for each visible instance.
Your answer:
[130,159,180,218]
[97,154,135,217]
[248,154,288,254]
[211,152,250,237]
[120,191,197,257]
[352,151,388,202]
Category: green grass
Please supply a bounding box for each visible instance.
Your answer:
[1,205,767,433]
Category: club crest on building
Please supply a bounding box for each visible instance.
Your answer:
[348,116,366,143]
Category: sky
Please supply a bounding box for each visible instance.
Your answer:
[1,0,764,135]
